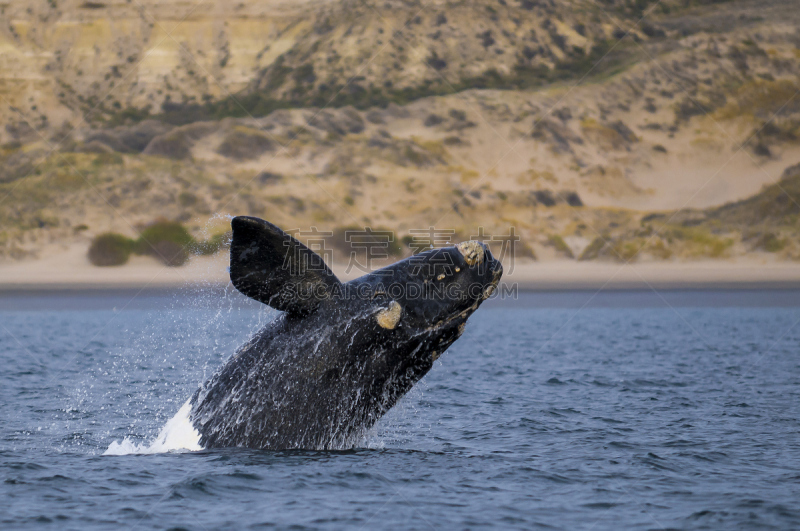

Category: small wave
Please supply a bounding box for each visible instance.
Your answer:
[103,400,203,456]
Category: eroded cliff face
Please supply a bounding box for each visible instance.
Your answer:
[0,0,799,264]
[1,0,649,140]
[0,0,332,136]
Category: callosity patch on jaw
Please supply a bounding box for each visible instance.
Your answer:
[456,241,485,266]
[376,301,402,329]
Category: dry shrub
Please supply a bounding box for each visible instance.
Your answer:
[150,240,189,266]
[135,219,195,266]
[216,128,275,161]
[88,233,133,266]
[143,132,192,160]
[547,234,574,258]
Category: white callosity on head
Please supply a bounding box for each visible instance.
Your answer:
[376,300,402,329]
[456,241,485,267]
[482,285,496,300]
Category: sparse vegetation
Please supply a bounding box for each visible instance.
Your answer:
[579,237,607,261]
[101,34,636,128]
[665,227,734,258]
[136,220,194,255]
[84,219,231,267]
[92,152,123,166]
[2,0,800,271]
[216,127,274,161]
[88,233,133,266]
[143,131,193,160]
[580,118,636,150]
[149,240,189,267]
[754,232,786,253]
[547,234,574,259]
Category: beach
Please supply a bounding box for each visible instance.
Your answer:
[2,244,799,291]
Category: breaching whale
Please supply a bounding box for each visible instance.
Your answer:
[168,216,503,451]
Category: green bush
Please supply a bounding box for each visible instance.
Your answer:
[216,128,275,161]
[134,219,195,266]
[91,152,123,166]
[137,220,193,248]
[143,132,192,160]
[150,240,189,267]
[86,220,222,267]
[755,232,786,253]
[88,233,134,266]
[667,226,733,258]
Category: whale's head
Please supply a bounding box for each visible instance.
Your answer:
[228,216,504,414]
[293,238,501,416]
[337,239,502,394]
[362,240,503,335]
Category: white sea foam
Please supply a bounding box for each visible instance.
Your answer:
[103,400,203,455]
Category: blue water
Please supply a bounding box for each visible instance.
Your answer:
[1,288,799,530]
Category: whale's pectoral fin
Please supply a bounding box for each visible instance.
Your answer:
[229,216,341,316]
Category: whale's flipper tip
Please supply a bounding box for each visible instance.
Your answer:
[230,216,341,316]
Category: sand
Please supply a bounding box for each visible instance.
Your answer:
[1,245,799,292]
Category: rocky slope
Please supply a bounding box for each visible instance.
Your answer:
[0,0,704,134]
[0,0,799,265]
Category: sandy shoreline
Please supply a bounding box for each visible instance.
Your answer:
[2,246,800,292]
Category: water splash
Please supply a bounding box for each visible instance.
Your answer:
[103,400,202,455]
[87,281,273,455]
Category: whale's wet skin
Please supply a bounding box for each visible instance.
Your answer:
[172,217,504,451]
[2,290,800,528]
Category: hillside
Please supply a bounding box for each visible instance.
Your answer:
[0,0,798,267]
[0,0,665,132]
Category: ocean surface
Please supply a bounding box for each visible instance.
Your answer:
[1,288,799,530]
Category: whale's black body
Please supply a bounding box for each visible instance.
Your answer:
[188,216,503,450]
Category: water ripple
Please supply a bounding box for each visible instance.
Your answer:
[0,294,798,529]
